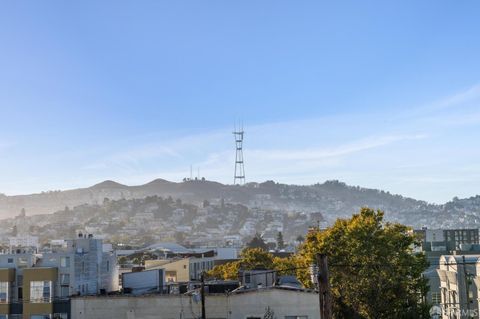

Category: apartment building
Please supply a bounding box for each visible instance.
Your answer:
[0,235,118,319]
[9,236,39,253]
[414,228,480,307]
[437,255,480,319]
[415,228,479,252]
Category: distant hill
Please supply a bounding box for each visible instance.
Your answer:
[0,179,478,228]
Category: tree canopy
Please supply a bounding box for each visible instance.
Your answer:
[296,207,429,318]
[276,231,285,250]
[207,248,295,280]
[246,233,268,251]
[208,208,429,318]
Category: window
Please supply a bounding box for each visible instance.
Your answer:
[60,257,70,268]
[106,260,110,272]
[17,257,28,268]
[285,317,308,319]
[7,258,13,264]
[431,292,441,305]
[30,281,51,303]
[60,274,70,285]
[30,316,51,319]
[0,282,8,303]
[60,286,69,297]
[53,314,68,319]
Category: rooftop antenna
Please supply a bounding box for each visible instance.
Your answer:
[233,121,246,185]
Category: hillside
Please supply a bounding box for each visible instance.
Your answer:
[1,179,480,248]
[0,179,478,230]
[1,180,479,247]
[0,179,423,219]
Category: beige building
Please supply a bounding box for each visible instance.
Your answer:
[144,257,215,282]
[144,259,189,282]
[0,266,61,319]
[23,267,59,319]
[0,268,15,316]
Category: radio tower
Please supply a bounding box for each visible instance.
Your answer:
[233,123,245,185]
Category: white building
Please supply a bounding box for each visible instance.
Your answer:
[71,287,320,319]
[40,235,119,295]
[9,235,39,252]
[0,235,118,318]
[437,255,480,318]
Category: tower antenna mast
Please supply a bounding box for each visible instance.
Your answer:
[233,122,246,185]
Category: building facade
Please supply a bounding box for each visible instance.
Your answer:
[414,228,480,307]
[437,255,480,319]
[0,235,118,319]
[144,257,215,282]
[415,229,479,252]
[71,288,319,319]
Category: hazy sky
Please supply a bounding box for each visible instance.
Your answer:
[0,1,479,203]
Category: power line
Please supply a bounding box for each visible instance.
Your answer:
[208,260,480,281]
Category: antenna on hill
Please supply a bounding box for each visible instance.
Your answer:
[233,121,246,185]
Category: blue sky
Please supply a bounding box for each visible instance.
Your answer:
[0,1,479,203]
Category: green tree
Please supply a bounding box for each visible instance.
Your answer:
[273,256,297,276]
[203,199,210,208]
[247,233,268,251]
[11,225,17,237]
[207,261,240,280]
[276,231,285,250]
[118,256,127,265]
[207,248,299,281]
[208,248,288,279]
[297,207,429,319]
[239,248,275,270]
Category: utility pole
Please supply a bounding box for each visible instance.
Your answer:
[200,272,206,319]
[316,254,332,319]
[462,255,471,317]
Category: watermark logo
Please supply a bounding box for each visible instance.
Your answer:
[430,305,479,318]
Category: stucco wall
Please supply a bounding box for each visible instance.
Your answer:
[72,288,320,319]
